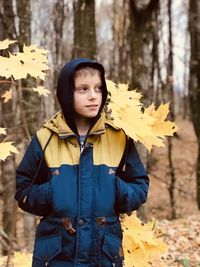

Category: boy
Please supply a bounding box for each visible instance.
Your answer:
[15,58,149,267]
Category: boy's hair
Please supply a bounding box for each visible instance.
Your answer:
[74,66,100,78]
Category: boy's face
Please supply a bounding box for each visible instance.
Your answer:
[74,71,103,122]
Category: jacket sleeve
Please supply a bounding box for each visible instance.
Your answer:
[14,134,53,216]
[116,138,149,213]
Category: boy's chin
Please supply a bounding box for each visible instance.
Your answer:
[86,111,101,119]
[75,111,101,121]
[86,114,99,119]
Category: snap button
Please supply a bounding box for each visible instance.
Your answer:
[78,219,85,225]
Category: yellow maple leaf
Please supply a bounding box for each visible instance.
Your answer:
[33,86,51,96]
[1,89,12,103]
[9,52,49,80]
[122,213,168,267]
[145,104,177,137]
[23,44,49,61]
[0,142,19,161]
[138,135,165,151]
[105,80,177,151]
[0,43,49,80]
[0,39,17,50]
[0,127,7,135]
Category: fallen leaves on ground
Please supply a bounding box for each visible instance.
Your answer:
[159,215,200,266]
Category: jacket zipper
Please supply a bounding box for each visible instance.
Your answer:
[71,132,102,265]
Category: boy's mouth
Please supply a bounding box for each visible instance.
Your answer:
[86,104,98,108]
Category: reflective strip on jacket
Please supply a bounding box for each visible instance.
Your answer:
[15,111,149,267]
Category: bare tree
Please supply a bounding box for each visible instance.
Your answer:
[189,0,200,209]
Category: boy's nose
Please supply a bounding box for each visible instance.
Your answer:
[88,88,97,98]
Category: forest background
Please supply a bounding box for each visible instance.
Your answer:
[0,0,200,266]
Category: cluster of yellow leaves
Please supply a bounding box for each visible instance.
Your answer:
[122,213,168,267]
[0,252,32,267]
[0,40,50,161]
[106,80,178,151]
[0,39,49,80]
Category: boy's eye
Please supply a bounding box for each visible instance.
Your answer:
[75,87,88,93]
[95,86,102,92]
[75,85,102,93]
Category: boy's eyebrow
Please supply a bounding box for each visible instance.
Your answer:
[75,82,102,87]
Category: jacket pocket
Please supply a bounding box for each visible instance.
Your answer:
[102,233,124,264]
[33,234,62,263]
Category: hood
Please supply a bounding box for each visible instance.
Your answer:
[56,58,108,135]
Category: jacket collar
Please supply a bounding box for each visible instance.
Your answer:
[43,111,118,139]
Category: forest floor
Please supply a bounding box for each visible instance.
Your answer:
[159,214,200,267]
[146,117,200,266]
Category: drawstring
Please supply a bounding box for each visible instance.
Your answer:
[116,135,129,175]
[19,132,54,203]
[31,132,54,185]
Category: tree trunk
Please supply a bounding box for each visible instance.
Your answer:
[73,0,96,59]
[16,0,36,251]
[118,0,130,83]
[52,0,65,112]
[0,0,17,256]
[189,0,200,209]
[149,9,159,103]
[166,0,176,219]
[16,0,31,48]
[129,0,159,221]
[0,0,17,40]
[111,0,130,83]
[129,0,159,93]
[129,0,159,167]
